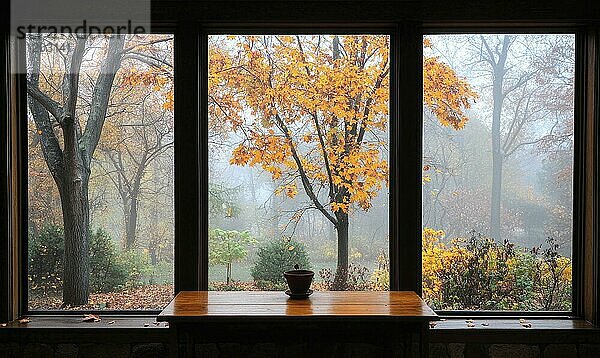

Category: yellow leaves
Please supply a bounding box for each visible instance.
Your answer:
[330,202,348,213]
[230,144,251,165]
[276,183,298,199]
[423,37,432,48]
[163,91,174,111]
[423,56,478,130]
[210,35,394,214]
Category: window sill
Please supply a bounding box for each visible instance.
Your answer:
[430,318,600,344]
[430,317,596,330]
[0,315,167,330]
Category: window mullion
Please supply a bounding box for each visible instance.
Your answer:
[394,22,423,293]
[174,23,202,292]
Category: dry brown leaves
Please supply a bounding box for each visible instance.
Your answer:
[82,314,101,322]
[29,284,174,311]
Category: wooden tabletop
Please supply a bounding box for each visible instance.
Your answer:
[158,291,438,323]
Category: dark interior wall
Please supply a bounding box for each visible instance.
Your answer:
[150,0,600,25]
[1,1,599,357]
[1,329,600,357]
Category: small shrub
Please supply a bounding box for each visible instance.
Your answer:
[252,238,311,290]
[370,250,390,291]
[28,224,133,295]
[117,250,152,288]
[28,225,64,295]
[89,228,128,293]
[422,228,572,311]
[209,229,257,284]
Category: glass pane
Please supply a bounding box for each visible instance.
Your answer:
[27,34,174,310]
[422,34,575,311]
[208,34,390,291]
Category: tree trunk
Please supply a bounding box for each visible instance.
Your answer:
[332,211,349,290]
[58,176,90,306]
[490,71,504,241]
[124,195,138,250]
[57,113,91,306]
[488,36,510,241]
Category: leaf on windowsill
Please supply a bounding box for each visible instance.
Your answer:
[466,322,476,327]
[1,323,7,327]
[143,323,150,327]
[519,318,532,328]
[108,320,115,325]
[18,318,30,324]
[82,314,101,322]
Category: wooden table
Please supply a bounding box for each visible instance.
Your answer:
[158,291,438,357]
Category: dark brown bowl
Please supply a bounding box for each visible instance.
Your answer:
[283,269,314,294]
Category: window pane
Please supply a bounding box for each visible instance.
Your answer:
[208,34,390,291]
[422,34,575,311]
[27,34,174,310]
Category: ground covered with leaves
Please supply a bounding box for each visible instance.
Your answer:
[29,284,174,310]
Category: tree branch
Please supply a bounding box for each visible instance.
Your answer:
[81,34,126,164]
[274,113,338,226]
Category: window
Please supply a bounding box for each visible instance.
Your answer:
[207,34,390,291]
[421,34,575,311]
[26,33,174,310]
[8,23,592,320]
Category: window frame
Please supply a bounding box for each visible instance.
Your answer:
[1,19,597,322]
[17,29,182,316]
[420,27,585,317]
[200,25,401,291]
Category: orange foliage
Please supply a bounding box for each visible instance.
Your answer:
[209,35,477,214]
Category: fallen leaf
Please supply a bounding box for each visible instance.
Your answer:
[108,320,115,325]
[519,318,527,323]
[82,314,101,322]
[429,321,437,328]
[465,319,474,323]
[481,322,489,327]
[466,323,475,327]
[18,318,30,324]
[1,323,7,327]
[143,323,150,327]
[520,323,532,328]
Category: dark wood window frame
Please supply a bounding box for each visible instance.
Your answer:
[1,13,599,325]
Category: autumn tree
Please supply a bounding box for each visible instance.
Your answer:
[209,35,476,288]
[27,33,173,305]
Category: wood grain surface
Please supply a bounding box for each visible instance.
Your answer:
[158,291,437,323]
